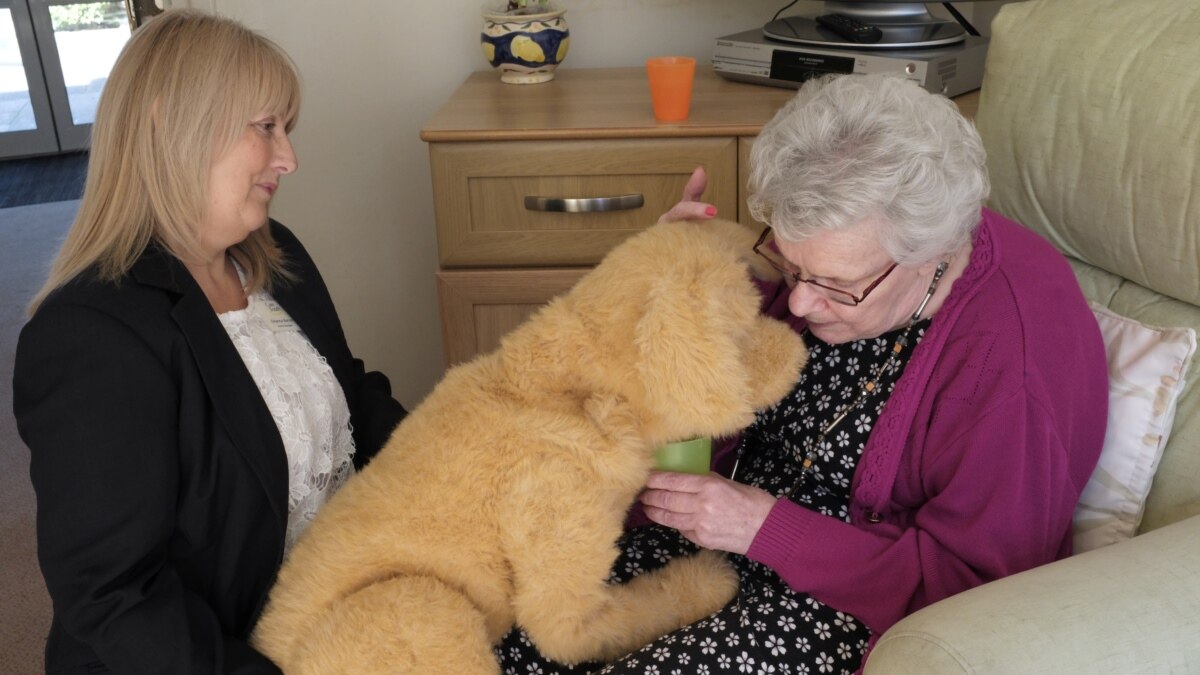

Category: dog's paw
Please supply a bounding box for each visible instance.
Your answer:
[603,548,738,653]
[659,549,740,623]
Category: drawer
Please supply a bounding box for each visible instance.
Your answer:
[429,137,738,267]
[436,267,588,366]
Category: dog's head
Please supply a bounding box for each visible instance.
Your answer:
[498,220,807,448]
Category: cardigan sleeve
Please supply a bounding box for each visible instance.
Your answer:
[746,385,1082,634]
[14,302,281,674]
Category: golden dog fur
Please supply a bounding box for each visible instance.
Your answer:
[252,220,808,673]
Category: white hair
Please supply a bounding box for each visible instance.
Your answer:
[747,73,989,264]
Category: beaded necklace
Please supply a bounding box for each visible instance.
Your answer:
[731,261,949,497]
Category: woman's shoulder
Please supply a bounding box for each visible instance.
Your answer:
[936,211,1104,389]
[982,208,1078,277]
[37,267,151,315]
[957,210,1090,318]
[18,278,171,379]
[30,249,187,340]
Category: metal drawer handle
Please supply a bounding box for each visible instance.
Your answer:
[524,193,645,213]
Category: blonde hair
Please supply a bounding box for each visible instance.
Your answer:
[29,9,301,314]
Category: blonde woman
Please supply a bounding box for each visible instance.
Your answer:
[13,11,405,673]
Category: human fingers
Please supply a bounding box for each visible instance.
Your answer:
[642,506,697,540]
[682,166,709,202]
[657,166,715,223]
[657,201,717,224]
[645,477,776,554]
[638,486,698,514]
[644,470,717,492]
[640,493,700,537]
[639,473,714,536]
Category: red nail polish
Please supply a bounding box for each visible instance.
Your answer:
[704,206,717,217]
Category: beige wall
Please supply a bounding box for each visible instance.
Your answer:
[169,0,1012,408]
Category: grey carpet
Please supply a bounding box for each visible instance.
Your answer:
[0,153,88,209]
[1,199,77,674]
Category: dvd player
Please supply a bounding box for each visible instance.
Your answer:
[713,28,987,97]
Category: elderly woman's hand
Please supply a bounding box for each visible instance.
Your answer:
[657,166,718,223]
[639,471,777,554]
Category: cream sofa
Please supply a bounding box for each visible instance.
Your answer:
[863,0,1200,672]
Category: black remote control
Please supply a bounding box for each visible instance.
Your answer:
[816,13,884,44]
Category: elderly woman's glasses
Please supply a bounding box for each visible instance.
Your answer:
[752,227,899,306]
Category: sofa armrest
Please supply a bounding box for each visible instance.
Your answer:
[863,515,1200,674]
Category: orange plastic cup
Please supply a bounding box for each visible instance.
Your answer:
[645,56,696,122]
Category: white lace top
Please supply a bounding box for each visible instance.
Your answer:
[218,277,356,555]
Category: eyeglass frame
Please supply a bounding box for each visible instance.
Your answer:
[752,227,899,307]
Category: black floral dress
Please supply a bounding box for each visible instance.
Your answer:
[496,321,929,675]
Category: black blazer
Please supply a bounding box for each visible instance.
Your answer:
[13,221,406,674]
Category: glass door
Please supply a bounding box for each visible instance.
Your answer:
[0,0,130,159]
[0,0,57,156]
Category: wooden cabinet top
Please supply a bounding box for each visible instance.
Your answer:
[420,67,980,143]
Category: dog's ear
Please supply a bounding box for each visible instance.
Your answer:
[741,315,807,410]
[684,220,805,407]
[629,221,808,442]
[632,257,763,441]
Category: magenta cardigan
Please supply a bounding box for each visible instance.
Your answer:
[725,208,1107,639]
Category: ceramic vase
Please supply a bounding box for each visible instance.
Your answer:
[481,5,570,84]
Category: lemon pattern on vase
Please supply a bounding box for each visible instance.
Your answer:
[481,7,569,84]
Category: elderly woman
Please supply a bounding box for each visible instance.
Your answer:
[13,11,405,674]
[498,73,1107,674]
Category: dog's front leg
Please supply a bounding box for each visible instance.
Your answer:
[502,455,738,665]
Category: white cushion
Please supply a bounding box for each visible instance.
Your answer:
[1073,304,1197,553]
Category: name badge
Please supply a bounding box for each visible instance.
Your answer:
[259,298,301,333]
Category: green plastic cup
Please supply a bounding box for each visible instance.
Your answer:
[654,436,712,474]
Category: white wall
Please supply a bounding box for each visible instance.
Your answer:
[172,0,1012,408]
